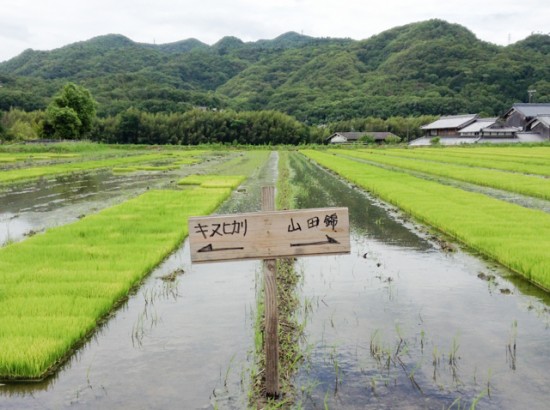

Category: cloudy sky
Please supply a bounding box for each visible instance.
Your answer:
[1,0,548,62]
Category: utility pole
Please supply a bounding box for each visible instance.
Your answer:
[528,89,537,103]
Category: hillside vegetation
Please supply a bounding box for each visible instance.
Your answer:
[1,19,549,122]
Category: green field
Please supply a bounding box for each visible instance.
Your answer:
[0,150,205,185]
[334,149,550,200]
[302,149,550,291]
[2,143,550,384]
[0,187,236,379]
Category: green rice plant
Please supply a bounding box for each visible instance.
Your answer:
[367,147,550,175]
[112,167,139,173]
[0,187,232,380]
[0,156,17,163]
[301,150,550,291]
[337,149,550,200]
[0,151,205,185]
[178,174,245,189]
[211,151,271,176]
[422,146,550,161]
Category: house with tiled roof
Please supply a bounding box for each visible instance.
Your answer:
[410,103,550,146]
[420,114,478,137]
[503,103,550,129]
[326,131,399,144]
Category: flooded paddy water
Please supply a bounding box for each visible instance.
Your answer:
[0,151,277,409]
[289,153,550,409]
[1,150,549,409]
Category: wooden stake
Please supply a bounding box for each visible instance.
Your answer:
[262,186,279,397]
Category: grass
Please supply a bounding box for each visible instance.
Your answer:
[301,150,550,291]
[250,151,303,408]
[0,187,233,380]
[336,149,550,200]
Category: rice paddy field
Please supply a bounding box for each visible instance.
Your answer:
[1,143,549,409]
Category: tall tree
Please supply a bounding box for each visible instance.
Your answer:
[43,83,97,139]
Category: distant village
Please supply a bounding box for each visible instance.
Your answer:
[327,103,550,145]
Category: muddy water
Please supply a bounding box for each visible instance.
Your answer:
[290,153,550,409]
[0,153,235,246]
[0,152,277,409]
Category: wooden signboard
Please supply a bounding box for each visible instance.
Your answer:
[188,207,350,263]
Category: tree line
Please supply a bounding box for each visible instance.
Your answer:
[1,83,434,145]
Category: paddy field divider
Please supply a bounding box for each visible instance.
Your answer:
[301,150,550,292]
[0,186,233,380]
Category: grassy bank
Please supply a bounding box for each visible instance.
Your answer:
[251,151,303,408]
[302,150,550,291]
[0,187,232,380]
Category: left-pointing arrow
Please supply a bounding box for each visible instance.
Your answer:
[198,244,245,253]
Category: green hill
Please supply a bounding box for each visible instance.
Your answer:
[1,19,549,121]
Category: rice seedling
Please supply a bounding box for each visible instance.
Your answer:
[336,149,550,200]
[0,186,233,380]
[302,150,550,291]
[363,147,550,176]
[178,174,246,189]
[0,151,205,185]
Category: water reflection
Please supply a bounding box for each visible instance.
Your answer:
[0,151,278,410]
[290,152,550,410]
[290,153,430,249]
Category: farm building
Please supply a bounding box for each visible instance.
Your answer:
[419,114,478,137]
[458,118,498,137]
[503,103,550,129]
[527,115,550,140]
[326,131,399,144]
[410,103,550,146]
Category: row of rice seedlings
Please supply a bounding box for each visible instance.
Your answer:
[336,149,550,201]
[111,163,188,173]
[416,146,550,165]
[365,148,550,175]
[422,146,550,161]
[0,187,232,380]
[0,151,204,185]
[209,150,272,176]
[301,150,550,291]
[0,153,82,167]
[178,174,246,189]
[0,141,128,154]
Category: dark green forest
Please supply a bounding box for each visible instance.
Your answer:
[0,19,549,144]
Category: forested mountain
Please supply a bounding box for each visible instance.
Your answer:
[1,19,549,122]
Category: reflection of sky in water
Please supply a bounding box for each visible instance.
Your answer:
[0,152,279,410]
[0,214,33,246]
[290,153,550,410]
[0,170,175,246]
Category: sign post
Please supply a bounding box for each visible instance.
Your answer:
[261,186,279,397]
[188,188,350,398]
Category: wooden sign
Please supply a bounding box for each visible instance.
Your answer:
[188,207,350,263]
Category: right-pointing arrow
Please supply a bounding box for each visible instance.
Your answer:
[290,235,340,247]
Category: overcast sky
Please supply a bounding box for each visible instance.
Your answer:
[1,0,549,62]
